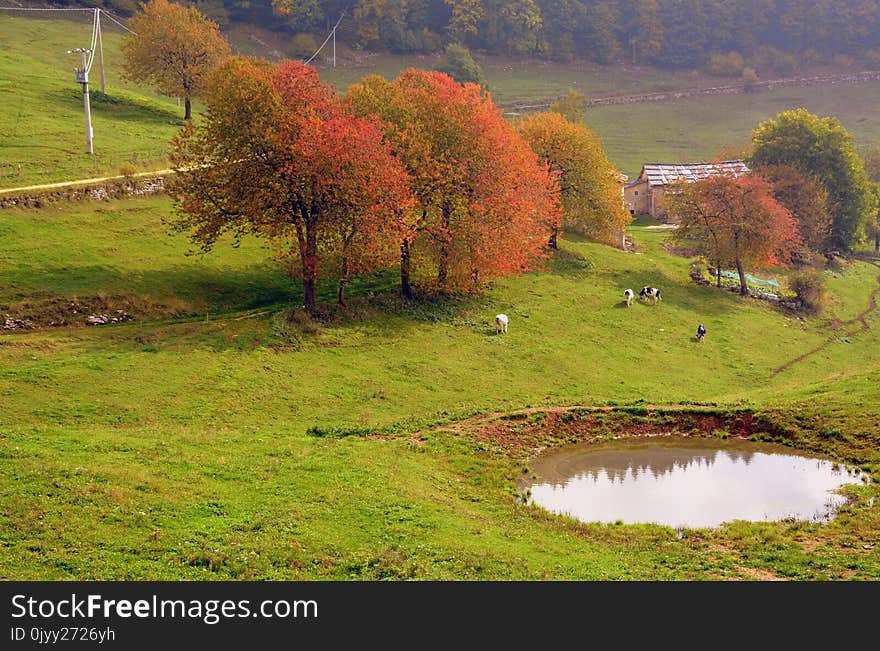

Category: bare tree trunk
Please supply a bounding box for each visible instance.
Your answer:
[735,256,748,296]
[302,277,316,313]
[337,279,346,306]
[437,248,448,285]
[184,96,192,121]
[548,227,558,250]
[875,233,879,253]
[400,238,413,300]
[302,225,318,313]
[337,258,348,306]
[437,206,451,286]
[717,260,722,288]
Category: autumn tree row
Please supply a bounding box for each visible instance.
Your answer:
[169,62,549,311]
[167,58,631,312]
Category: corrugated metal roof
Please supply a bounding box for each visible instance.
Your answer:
[638,160,750,187]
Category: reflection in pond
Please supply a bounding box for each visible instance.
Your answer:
[524,438,865,528]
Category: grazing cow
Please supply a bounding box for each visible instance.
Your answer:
[696,324,706,341]
[639,286,662,305]
[495,313,509,334]
[624,288,634,307]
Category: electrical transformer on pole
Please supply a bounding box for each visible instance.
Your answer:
[69,48,94,154]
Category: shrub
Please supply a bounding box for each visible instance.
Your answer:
[118,163,138,178]
[706,51,745,77]
[789,269,829,314]
[740,67,759,89]
[434,43,487,88]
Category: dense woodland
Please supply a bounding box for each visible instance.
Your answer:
[64,0,880,68]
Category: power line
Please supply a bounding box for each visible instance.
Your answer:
[101,10,135,35]
[0,5,135,35]
[305,11,344,65]
[0,6,95,11]
[86,8,98,73]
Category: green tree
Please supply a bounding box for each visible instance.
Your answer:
[631,0,663,63]
[122,0,231,120]
[861,144,880,251]
[445,0,484,42]
[549,88,589,123]
[434,43,487,87]
[751,109,878,249]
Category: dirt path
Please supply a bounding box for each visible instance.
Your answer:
[771,259,880,378]
[0,168,173,195]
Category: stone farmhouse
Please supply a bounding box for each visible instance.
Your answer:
[623,160,750,220]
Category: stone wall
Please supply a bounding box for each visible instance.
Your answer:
[500,70,880,113]
[0,175,167,209]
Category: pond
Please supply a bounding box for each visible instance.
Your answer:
[523,438,866,528]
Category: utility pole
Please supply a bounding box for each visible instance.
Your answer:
[69,48,94,154]
[332,23,336,68]
[96,9,105,94]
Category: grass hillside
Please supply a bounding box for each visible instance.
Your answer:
[1,197,878,579]
[0,13,182,188]
[4,13,880,186]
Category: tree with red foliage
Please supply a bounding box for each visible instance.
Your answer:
[665,172,802,295]
[167,58,412,313]
[346,69,560,296]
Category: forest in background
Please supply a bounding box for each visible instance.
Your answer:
[56,0,880,69]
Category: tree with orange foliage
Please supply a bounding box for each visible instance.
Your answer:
[518,111,631,249]
[755,163,832,252]
[168,58,412,313]
[665,172,802,295]
[122,0,231,120]
[346,69,560,296]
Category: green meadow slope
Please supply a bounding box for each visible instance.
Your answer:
[0,13,181,188]
[1,197,878,580]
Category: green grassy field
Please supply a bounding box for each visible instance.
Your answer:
[0,13,182,188]
[584,83,880,178]
[1,197,878,579]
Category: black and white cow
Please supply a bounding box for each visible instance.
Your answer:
[696,324,706,341]
[623,288,634,307]
[639,286,661,304]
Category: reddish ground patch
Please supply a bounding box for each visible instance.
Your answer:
[434,405,795,456]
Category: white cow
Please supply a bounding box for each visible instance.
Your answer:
[624,288,634,307]
[495,313,509,334]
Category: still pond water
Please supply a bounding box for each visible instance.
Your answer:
[524,438,865,528]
